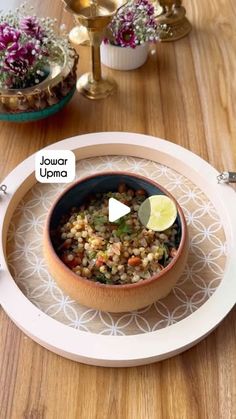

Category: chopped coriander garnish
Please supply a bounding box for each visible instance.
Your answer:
[95,273,107,284]
[115,219,132,237]
[92,215,107,226]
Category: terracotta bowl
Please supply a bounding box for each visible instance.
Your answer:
[44,172,189,312]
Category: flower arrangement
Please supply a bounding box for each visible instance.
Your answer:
[0,4,69,89]
[105,0,158,48]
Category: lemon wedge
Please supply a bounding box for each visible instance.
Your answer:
[138,195,177,231]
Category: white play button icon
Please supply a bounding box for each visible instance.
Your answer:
[108,198,131,222]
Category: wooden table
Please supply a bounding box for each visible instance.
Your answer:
[1,1,236,418]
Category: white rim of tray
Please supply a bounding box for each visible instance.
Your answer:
[0,132,236,367]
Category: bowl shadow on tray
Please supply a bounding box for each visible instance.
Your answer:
[44,172,188,313]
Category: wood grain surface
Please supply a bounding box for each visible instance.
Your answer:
[0,0,236,418]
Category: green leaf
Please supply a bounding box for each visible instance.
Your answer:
[114,218,132,237]
[160,244,169,265]
[92,215,107,226]
[95,273,107,284]
[88,251,96,260]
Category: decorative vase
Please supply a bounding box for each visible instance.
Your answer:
[0,46,79,123]
[101,42,149,71]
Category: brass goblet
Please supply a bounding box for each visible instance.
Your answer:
[156,0,192,41]
[63,0,122,100]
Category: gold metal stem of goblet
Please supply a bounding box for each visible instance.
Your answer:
[156,0,192,42]
[91,45,101,82]
[76,29,117,100]
[90,31,102,82]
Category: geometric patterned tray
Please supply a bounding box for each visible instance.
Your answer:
[7,155,226,335]
[1,133,235,366]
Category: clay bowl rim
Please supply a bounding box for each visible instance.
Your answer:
[44,171,188,290]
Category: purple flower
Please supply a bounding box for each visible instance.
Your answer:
[24,41,41,65]
[20,16,43,40]
[0,24,20,51]
[0,22,7,31]
[105,0,158,47]
[4,51,29,77]
[148,18,157,29]
[136,0,149,6]
[3,41,40,76]
[116,28,137,48]
[146,4,154,16]
[136,0,154,15]
[124,11,134,22]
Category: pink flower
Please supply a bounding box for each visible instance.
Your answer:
[24,41,41,65]
[0,24,20,51]
[20,16,43,40]
[4,52,29,77]
[137,0,154,15]
[3,41,41,76]
[106,0,157,47]
[123,11,134,22]
[116,28,137,48]
[148,18,157,29]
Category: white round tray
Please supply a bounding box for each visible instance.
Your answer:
[0,132,236,367]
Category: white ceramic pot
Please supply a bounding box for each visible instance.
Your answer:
[101,42,149,71]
